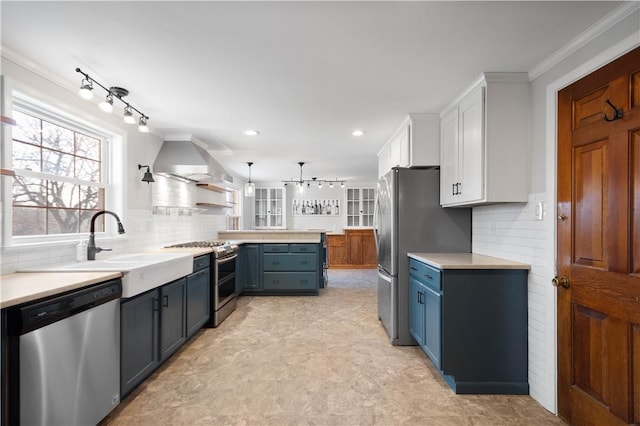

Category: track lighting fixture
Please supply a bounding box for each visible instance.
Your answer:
[244,162,255,197]
[76,67,150,133]
[281,162,346,190]
[138,164,155,184]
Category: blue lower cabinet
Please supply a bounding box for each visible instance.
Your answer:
[409,258,528,395]
[263,272,317,290]
[186,265,210,338]
[239,243,320,295]
[240,244,262,290]
[160,278,187,362]
[121,276,190,398]
[409,277,425,348]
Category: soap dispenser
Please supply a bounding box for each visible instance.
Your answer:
[76,240,88,262]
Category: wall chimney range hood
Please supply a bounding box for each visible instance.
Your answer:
[153,137,233,184]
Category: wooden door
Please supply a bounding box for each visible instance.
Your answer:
[557,46,640,425]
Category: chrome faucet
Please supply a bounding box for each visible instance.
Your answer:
[87,210,126,260]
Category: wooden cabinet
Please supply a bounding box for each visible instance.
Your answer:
[254,187,286,229]
[327,229,377,268]
[346,188,375,227]
[408,257,528,394]
[186,255,210,338]
[378,113,440,178]
[439,73,529,207]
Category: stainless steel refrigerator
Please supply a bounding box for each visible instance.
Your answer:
[374,167,471,345]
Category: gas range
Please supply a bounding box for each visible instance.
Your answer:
[165,240,239,258]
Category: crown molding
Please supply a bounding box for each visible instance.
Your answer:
[528,1,640,81]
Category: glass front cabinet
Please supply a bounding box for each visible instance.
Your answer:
[254,187,286,229]
[346,188,375,227]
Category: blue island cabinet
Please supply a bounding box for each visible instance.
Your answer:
[239,243,321,295]
[409,256,529,394]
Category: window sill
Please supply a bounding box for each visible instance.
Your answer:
[2,234,128,253]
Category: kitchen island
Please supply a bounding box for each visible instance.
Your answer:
[219,230,325,294]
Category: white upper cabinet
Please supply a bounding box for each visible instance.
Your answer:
[377,113,440,178]
[439,73,530,207]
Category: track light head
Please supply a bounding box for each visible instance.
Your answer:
[138,116,149,133]
[78,79,94,100]
[98,94,114,113]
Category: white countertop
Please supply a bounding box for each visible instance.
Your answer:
[0,271,123,308]
[408,253,531,270]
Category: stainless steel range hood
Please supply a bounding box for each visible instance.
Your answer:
[153,139,233,183]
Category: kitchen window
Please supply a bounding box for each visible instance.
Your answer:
[7,99,113,242]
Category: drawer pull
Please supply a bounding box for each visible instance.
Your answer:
[300,261,308,264]
[410,266,417,271]
[162,295,169,308]
[424,274,433,280]
[272,261,280,265]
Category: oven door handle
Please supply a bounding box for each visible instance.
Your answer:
[217,253,238,264]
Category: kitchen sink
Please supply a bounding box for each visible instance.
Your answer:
[22,252,194,298]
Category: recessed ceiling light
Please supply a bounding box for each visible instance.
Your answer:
[244,129,260,136]
[352,129,365,137]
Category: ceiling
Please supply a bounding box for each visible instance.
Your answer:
[1,1,621,185]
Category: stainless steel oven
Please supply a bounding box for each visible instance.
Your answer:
[212,251,238,327]
[164,240,239,327]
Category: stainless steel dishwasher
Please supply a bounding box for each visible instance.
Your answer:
[6,279,122,425]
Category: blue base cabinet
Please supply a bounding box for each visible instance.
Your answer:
[186,256,210,338]
[239,244,262,291]
[121,257,210,397]
[409,258,528,394]
[239,243,321,295]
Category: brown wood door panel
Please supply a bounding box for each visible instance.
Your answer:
[572,140,608,269]
[633,129,640,275]
[558,46,640,425]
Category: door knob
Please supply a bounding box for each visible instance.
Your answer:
[551,276,570,289]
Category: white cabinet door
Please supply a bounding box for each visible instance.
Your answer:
[458,86,484,204]
[254,187,286,229]
[440,107,459,206]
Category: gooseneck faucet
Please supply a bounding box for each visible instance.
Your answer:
[87,210,126,260]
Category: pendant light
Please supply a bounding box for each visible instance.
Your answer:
[244,162,255,197]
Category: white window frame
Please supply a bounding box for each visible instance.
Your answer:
[2,90,124,248]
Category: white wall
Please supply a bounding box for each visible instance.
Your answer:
[0,54,229,274]
[471,5,640,413]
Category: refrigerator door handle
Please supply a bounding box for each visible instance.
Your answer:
[373,191,380,256]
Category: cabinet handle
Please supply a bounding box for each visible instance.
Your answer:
[425,274,433,280]
[163,294,169,308]
[457,182,462,195]
[452,183,456,196]
[272,261,280,265]
[301,261,308,264]
[410,266,417,271]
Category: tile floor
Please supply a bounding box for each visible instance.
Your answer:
[101,269,565,425]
